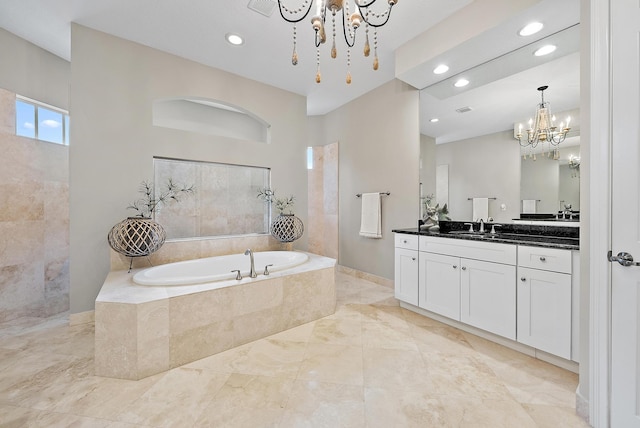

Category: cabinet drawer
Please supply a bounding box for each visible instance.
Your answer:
[395,233,419,250]
[518,246,572,274]
[419,236,516,265]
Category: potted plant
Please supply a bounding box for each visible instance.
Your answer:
[257,187,304,242]
[108,179,194,270]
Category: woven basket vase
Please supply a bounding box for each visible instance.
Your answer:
[270,214,304,243]
[107,217,167,257]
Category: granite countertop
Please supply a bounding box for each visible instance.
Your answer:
[392,220,579,251]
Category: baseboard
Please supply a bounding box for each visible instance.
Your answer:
[337,265,393,288]
[69,310,95,326]
[575,386,590,423]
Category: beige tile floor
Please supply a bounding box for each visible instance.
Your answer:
[0,272,590,427]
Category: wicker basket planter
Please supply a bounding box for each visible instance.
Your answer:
[271,214,304,243]
[107,217,167,258]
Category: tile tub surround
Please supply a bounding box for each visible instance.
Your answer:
[95,252,336,380]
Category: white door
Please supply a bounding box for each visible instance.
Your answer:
[394,248,419,305]
[610,0,640,426]
[418,252,460,320]
[461,259,516,340]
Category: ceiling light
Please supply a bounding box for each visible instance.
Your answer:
[515,85,571,151]
[454,78,469,88]
[519,22,544,36]
[433,64,449,75]
[276,0,400,84]
[534,44,556,56]
[225,33,244,46]
[430,118,439,123]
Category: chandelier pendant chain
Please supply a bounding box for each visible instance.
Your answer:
[291,24,299,65]
[277,0,397,83]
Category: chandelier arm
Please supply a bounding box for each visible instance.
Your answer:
[277,0,315,23]
[341,9,357,47]
[358,6,394,27]
[354,0,380,7]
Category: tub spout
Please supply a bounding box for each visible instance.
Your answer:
[244,249,258,278]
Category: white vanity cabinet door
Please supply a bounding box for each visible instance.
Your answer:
[517,266,572,360]
[460,259,516,340]
[419,252,460,320]
[394,248,419,305]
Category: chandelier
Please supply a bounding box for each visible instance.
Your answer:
[516,85,571,149]
[276,0,399,84]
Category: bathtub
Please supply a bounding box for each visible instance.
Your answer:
[132,250,309,286]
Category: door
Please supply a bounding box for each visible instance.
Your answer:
[394,248,419,305]
[610,0,640,426]
[418,252,460,320]
[517,267,571,360]
[461,259,516,340]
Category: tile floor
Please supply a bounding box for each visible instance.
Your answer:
[0,272,590,427]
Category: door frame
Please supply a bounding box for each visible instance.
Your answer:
[587,0,612,426]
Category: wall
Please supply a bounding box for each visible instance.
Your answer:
[320,79,420,281]
[0,30,70,323]
[435,130,521,223]
[308,143,339,259]
[521,155,559,213]
[69,25,309,314]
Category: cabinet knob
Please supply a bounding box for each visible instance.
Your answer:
[403,240,408,244]
[539,256,546,262]
[412,257,416,261]
[520,277,527,282]
[461,266,467,271]
[453,265,458,269]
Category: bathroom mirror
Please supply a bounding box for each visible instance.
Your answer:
[418,24,580,223]
[154,157,271,240]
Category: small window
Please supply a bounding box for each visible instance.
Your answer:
[15,96,70,145]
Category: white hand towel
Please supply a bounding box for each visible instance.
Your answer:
[522,199,537,214]
[472,198,489,222]
[359,193,382,238]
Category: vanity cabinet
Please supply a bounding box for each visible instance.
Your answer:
[516,246,572,360]
[418,236,517,340]
[394,234,419,306]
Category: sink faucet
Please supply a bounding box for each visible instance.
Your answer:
[244,249,257,278]
[477,219,485,233]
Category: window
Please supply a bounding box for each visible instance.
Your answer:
[15,96,70,145]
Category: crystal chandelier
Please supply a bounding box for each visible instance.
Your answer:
[276,0,399,84]
[516,85,571,147]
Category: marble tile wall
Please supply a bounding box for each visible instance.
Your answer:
[308,143,339,259]
[0,88,69,322]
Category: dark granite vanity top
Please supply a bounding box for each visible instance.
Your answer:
[392,220,579,251]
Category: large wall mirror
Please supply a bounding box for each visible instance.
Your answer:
[154,157,270,240]
[417,20,581,223]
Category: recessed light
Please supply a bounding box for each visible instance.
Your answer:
[226,33,244,46]
[454,78,469,88]
[433,64,449,75]
[430,118,439,123]
[519,22,544,36]
[534,44,556,56]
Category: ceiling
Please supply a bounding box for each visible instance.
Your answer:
[0,0,581,142]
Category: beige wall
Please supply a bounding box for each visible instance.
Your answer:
[320,79,420,280]
[435,130,521,223]
[69,25,310,313]
[420,134,437,217]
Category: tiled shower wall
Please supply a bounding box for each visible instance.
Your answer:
[0,88,69,322]
[308,143,338,259]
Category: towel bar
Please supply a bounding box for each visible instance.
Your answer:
[467,197,497,200]
[356,192,390,198]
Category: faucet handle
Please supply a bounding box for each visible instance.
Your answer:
[463,222,474,232]
[490,224,502,235]
[263,264,274,275]
[231,269,242,280]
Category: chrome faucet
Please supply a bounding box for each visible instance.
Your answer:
[477,219,485,233]
[244,249,258,278]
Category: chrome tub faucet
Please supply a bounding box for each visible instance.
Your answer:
[244,249,258,278]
